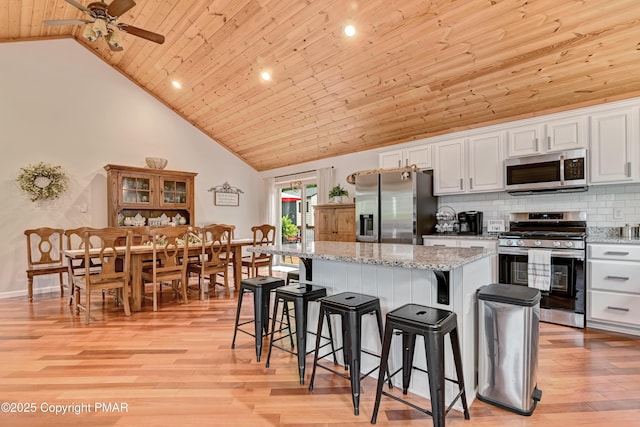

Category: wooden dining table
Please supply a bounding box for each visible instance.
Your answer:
[64,238,254,311]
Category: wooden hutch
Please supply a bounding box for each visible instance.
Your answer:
[105,164,197,227]
[313,203,356,242]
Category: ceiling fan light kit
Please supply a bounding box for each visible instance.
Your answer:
[43,0,165,50]
[82,24,98,42]
[92,18,108,38]
[106,30,122,50]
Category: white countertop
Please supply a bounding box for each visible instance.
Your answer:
[423,233,499,241]
[587,236,640,245]
[248,241,494,271]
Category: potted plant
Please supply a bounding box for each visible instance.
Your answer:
[329,184,349,203]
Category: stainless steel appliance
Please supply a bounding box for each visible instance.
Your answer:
[355,169,438,244]
[478,284,542,415]
[505,148,587,195]
[498,211,586,328]
[458,211,483,235]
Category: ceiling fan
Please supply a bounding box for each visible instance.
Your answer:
[43,0,165,51]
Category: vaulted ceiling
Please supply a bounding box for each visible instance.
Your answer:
[3,0,640,171]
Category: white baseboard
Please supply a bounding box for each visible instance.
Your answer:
[0,285,62,300]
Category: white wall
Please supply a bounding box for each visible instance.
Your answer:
[0,39,262,297]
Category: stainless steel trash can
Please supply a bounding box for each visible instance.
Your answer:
[477,284,542,416]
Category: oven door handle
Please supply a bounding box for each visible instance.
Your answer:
[498,247,584,260]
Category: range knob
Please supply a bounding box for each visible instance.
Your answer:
[517,240,525,247]
[534,240,542,246]
[564,241,574,248]
[553,241,561,248]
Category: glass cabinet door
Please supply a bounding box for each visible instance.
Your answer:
[160,177,189,206]
[120,174,153,205]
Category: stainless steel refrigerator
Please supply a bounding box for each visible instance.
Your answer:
[355,169,438,244]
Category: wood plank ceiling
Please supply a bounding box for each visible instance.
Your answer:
[2,0,640,171]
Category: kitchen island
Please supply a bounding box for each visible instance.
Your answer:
[249,241,495,409]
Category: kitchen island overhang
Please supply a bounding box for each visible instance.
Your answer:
[248,241,495,411]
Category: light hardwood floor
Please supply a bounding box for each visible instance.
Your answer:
[1,275,639,427]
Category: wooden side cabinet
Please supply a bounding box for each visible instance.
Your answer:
[314,203,356,242]
[105,164,197,227]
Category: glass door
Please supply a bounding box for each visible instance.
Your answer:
[278,182,317,266]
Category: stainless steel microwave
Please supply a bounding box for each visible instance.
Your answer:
[505,148,587,194]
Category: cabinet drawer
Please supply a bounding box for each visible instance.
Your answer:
[588,260,640,293]
[423,239,456,247]
[458,239,497,250]
[588,244,640,261]
[589,290,640,327]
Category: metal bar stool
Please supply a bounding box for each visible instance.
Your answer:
[370,303,470,427]
[276,269,301,325]
[286,270,299,285]
[231,276,285,362]
[308,292,390,416]
[265,283,336,384]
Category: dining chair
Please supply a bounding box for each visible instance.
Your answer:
[64,227,101,305]
[73,228,132,325]
[241,224,276,278]
[208,223,236,240]
[140,226,192,311]
[201,223,236,266]
[24,227,68,302]
[188,224,233,298]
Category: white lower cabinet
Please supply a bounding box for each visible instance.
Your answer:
[423,237,498,282]
[587,244,640,336]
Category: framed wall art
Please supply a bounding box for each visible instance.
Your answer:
[209,181,243,206]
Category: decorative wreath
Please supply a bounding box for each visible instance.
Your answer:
[17,162,68,202]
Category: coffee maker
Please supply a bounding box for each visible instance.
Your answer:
[457,211,483,235]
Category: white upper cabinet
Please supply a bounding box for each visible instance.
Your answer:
[506,124,543,157]
[589,106,639,184]
[379,144,432,169]
[468,131,505,192]
[434,131,504,195]
[506,116,586,157]
[546,116,587,152]
[434,139,466,194]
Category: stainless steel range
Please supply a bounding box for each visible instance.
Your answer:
[498,211,586,328]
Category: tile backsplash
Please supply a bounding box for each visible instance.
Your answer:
[438,183,640,228]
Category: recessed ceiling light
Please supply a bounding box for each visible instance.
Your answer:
[260,71,271,81]
[171,80,181,89]
[344,25,356,37]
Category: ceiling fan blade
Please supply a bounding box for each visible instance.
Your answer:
[64,0,91,14]
[118,24,165,44]
[107,0,136,17]
[43,19,93,26]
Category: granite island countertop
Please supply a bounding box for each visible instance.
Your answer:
[249,241,494,271]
